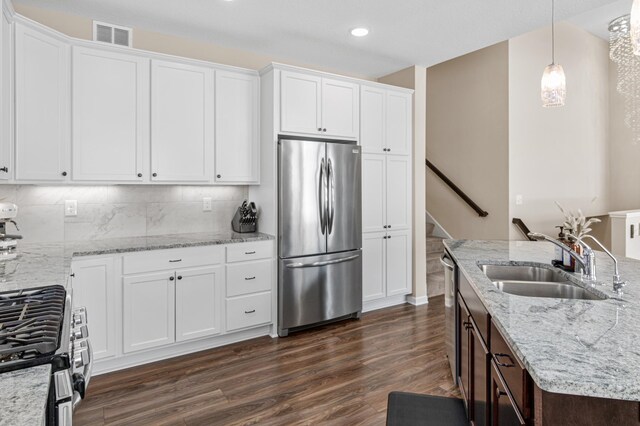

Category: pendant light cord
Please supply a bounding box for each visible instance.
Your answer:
[551,0,555,64]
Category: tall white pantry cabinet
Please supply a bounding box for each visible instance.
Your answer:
[360,84,413,310]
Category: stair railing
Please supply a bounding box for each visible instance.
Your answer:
[425,159,488,217]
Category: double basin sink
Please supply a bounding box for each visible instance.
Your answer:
[479,264,606,301]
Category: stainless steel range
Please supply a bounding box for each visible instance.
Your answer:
[0,285,92,425]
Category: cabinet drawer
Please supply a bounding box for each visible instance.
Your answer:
[490,321,531,419]
[123,246,224,275]
[459,272,490,344]
[226,260,272,297]
[226,241,273,263]
[226,292,271,331]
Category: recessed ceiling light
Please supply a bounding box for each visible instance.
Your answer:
[350,28,369,37]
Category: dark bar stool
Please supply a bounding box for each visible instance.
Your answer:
[386,392,468,426]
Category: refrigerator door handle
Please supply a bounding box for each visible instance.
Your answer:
[319,158,326,235]
[327,158,335,234]
[285,254,360,269]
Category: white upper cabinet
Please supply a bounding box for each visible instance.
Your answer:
[0,11,11,180]
[360,86,411,155]
[360,86,385,154]
[151,60,214,182]
[280,71,321,135]
[15,24,70,181]
[321,78,359,139]
[280,70,359,139]
[72,46,148,181]
[385,91,411,156]
[215,71,259,183]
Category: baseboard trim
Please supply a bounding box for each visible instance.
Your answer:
[407,295,429,306]
[363,294,409,312]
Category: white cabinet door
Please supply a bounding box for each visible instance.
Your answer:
[15,24,69,181]
[175,266,223,342]
[321,78,359,139]
[280,71,321,135]
[215,71,259,183]
[71,257,116,360]
[362,232,386,302]
[151,60,213,182]
[360,86,385,154]
[72,47,148,181]
[123,272,175,353]
[362,154,386,233]
[386,156,411,231]
[385,230,411,296]
[386,91,411,156]
[0,11,11,180]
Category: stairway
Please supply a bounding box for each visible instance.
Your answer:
[426,223,446,298]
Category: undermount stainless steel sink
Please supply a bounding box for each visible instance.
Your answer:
[478,263,606,301]
[480,264,568,283]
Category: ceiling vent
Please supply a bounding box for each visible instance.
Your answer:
[93,21,132,47]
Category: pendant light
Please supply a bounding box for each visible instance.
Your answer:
[541,0,566,107]
[631,0,640,54]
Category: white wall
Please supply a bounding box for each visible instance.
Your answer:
[508,22,610,239]
[0,185,246,243]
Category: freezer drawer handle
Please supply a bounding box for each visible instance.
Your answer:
[286,254,360,269]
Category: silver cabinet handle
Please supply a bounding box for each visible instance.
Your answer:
[440,253,454,271]
[286,254,360,269]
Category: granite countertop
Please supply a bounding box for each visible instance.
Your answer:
[0,231,274,292]
[0,231,274,424]
[0,365,51,426]
[444,239,640,402]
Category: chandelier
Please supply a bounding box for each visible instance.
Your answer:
[610,15,640,143]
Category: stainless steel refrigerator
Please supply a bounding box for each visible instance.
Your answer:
[278,138,362,337]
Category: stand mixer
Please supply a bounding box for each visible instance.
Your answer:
[0,202,22,252]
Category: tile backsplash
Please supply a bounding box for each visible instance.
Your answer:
[0,185,248,243]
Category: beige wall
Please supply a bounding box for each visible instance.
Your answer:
[426,42,510,240]
[378,66,428,302]
[14,3,372,80]
[508,23,610,239]
[609,60,640,211]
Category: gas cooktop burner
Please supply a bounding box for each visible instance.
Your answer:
[0,286,66,373]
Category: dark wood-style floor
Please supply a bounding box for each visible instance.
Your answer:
[75,295,460,425]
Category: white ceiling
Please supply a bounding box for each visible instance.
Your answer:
[569,0,632,40]
[12,0,625,78]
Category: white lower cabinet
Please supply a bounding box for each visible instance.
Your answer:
[226,292,271,332]
[80,241,274,372]
[362,230,411,303]
[123,271,176,353]
[70,257,116,360]
[175,266,223,342]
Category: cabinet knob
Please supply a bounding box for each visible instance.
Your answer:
[322,128,327,132]
[387,235,392,239]
[177,275,183,280]
[61,171,67,177]
[317,128,322,132]
[137,173,142,178]
[0,167,7,173]
[169,276,175,281]
[383,236,387,239]
[388,148,391,152]
[217,174,221,179]
[388,225,391,229]
[152,173,157,177]
[383,225,387,229]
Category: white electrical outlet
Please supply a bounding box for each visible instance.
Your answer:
[65,200,78,217]
[203,197,212,212]
[515,194,523,206]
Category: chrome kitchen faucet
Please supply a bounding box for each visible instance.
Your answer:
[528,232,626,296]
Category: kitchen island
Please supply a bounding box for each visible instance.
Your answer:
[445,239,640,425]
[0,231,274,426]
